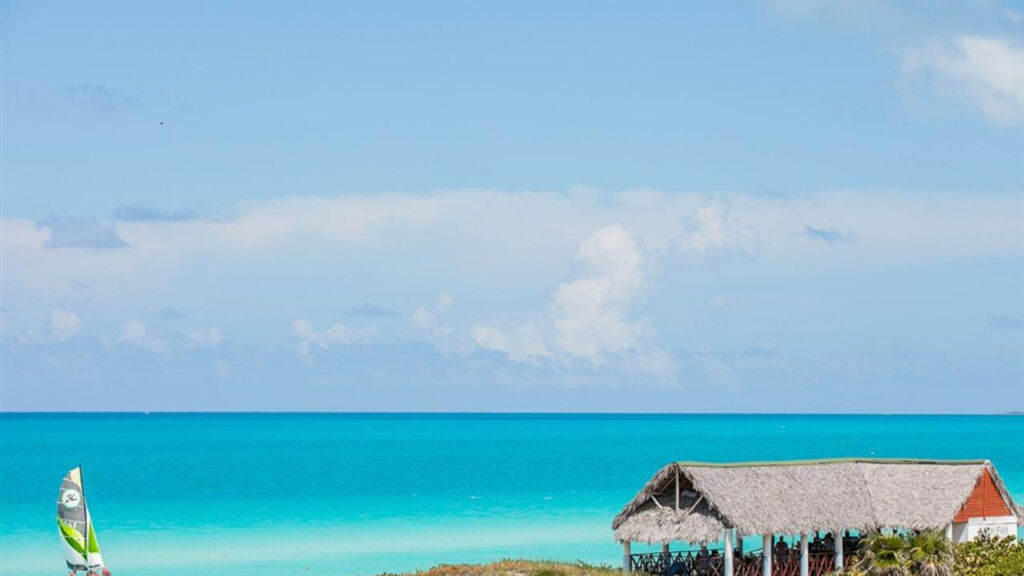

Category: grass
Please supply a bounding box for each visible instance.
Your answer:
[372,559,619,576]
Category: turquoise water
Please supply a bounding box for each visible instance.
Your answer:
[1,414,1021,576]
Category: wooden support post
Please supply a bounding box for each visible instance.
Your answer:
[833,530,843,571]
[724,529,735,576]
[662,542,671,555]
[622,541,632,573]
[762,534,772,576]
[799,534,809,576]
[675,468,681,510]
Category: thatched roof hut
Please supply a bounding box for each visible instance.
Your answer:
[612,458,1021,544]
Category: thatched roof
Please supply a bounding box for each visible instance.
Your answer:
[612,458,1021,544]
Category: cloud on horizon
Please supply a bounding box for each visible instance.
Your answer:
[292,319,377,362]
[3,187,1022,402]
[674,203,759,261]
[120,319,166,353]
[473,225,673,377]
[36,218,129,250]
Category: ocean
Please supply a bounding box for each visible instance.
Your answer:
[1,414,1021,576]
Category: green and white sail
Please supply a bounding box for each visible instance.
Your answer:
[57,467,107,573]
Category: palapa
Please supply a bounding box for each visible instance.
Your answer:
[612,458,1020,544]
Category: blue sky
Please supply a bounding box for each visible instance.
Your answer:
[1,0,1022,412]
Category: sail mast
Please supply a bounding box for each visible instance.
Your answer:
[80,463,88,569]
[81,465,89,575]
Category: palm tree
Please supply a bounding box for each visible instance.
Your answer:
[906,531,952,576]
[855,531,910,576]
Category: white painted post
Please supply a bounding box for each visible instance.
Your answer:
[724,529,735,576]
[762,534,772,576]
[799,534,809,576]
[623,541,632,573]
[833,530,843,571]
[944,523,953,540]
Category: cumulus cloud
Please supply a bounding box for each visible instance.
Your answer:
[673,203,759,261]
[120,319,166,353]
[474,225,673,376]
[411,293,452,331]
[411,293,465,353]
[902,36,1024,128]
[187,326,224,348]
[37,218,129,250]
[48,309,80,342]
[472,323,549,363]
[550,225,647,361]
[291,318,375,361]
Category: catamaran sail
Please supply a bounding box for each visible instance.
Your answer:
[57,467,111,576]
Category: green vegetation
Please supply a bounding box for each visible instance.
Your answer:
[374,560,618,576]
[952,534,1024,576]
[856,531,918,576]
[375,536,1023,576]
[841,531,1020,576]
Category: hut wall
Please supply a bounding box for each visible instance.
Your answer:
[953,469,1012,522]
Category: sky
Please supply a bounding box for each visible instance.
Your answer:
[1,0,1022,412]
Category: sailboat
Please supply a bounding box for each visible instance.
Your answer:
[57,467,112,576]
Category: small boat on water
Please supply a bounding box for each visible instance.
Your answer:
[57,466,111,576]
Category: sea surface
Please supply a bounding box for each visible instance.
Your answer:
[1,414,1021,576]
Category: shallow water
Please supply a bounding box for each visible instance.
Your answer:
[1,413,1021,575]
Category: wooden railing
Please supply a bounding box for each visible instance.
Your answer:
[629,551,855,576]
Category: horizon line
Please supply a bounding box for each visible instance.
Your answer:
[1,410,1020,416]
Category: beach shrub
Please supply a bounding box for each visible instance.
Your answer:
[855,530,958,576]
[909,531,953,576]
[572,560,613,571]
[952,534,1024,576]
[856,531,912,576]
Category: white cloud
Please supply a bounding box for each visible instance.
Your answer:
[291,318,375,361]
[673,202,759,260]
[472,323,549,363]
[120,319,165,353]
[411,293,452,331]
[187,326,224,348]
[4,189,1021,305]
[48,309,80,342]
[902,36,1024,128]
[550,225,648,361]
[411,293,468,354]
[474,225,673,376]
[3,188,1022,373]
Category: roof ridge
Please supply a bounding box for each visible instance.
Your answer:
[673,457,989,468]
